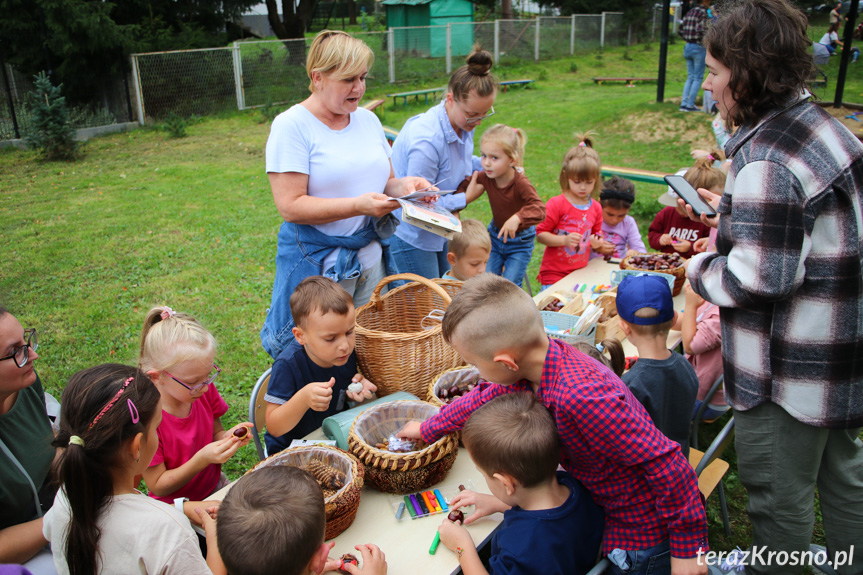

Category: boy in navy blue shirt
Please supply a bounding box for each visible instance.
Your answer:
[617,274,698,457]
[438,392,604,575]
[264,276,377,454]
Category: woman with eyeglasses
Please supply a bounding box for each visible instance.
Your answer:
[0,307,58,572]
[261,30,432,360]
[389,48,498,279]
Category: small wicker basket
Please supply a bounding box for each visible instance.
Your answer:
[620,253,687,296]
[540,310,597,346]
[245,445,363,540]
[355,274,465,398]
[348,400,458,494]
[427,365,481,408]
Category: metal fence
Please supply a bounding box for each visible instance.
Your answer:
[129,12,640,123]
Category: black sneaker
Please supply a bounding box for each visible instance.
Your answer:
[679,105,699,112]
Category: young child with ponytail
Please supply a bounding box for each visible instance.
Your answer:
[139,306,251,504]
[460,123,545,285]
[43,364,224,575]
[536,136,605,289]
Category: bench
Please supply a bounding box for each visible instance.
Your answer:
[383,126,400,146]
[592,77,658,87]
[362,99,385,115]
[500,79,535,91]
[386,86,446,107]
[601,165,668,186]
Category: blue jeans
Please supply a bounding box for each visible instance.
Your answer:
[682,42,706,108]
[388,233,450,279]
[487,223,536,286]
[608,540,671,575]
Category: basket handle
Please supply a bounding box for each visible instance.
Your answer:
[369,273,453,312]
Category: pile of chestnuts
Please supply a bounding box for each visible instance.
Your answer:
[625,252,684,271]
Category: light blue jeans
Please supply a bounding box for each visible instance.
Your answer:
[682,42,707,109]
[608,540,671,575]
[388,234,450,279]
[487,223,536,286]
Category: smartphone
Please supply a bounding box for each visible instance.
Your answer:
[664,175,718,217]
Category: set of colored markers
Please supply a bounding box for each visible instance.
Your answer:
[395,489,449,520]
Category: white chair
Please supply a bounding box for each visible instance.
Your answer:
[248,367,272,461]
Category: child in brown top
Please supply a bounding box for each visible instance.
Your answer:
[459,124,545,285]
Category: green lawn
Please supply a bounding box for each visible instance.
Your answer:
[2,32,854,550]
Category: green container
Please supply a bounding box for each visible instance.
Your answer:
[322,391,420,450]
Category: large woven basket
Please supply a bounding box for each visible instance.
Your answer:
[427,365,480,408]
[348,400,458,494]
[620,253,687,296]
[355,274,464,398]
[245,445,363,540]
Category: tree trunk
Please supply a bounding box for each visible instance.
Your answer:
[349,0,357,25]
[265,0,288,37]
[501,0,514,20]
[266,0,308,38]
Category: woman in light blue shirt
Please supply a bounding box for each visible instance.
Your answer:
[389,49,498,279]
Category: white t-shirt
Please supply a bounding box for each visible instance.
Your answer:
[43,490,211,575]
[266,105,393,272]
[820,31,839,45]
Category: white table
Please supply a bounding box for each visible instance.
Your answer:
[210,431,502,575]
[532,257,686,355]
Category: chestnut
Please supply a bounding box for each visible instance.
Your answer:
[458,484,466,492]
[448,385,460,397]
[233,427,248,439]
[338,553,359,574]
[447,509,465,523]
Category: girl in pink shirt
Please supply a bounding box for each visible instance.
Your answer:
[140,306,252,503]
[536,136,605,288]
[681,286,728,422]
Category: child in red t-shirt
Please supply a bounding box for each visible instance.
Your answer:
[536,136,604,289]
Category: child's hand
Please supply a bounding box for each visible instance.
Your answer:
[347,374,376,402]
[395,420,423,439]
[448,490,510,524]
[497,214,521,243]
[225,422,254,445]
[659,233,673,246]
[197,435,244,465]
[342,544,387,575]
[564,233,580,250]
[672,239,692,253]
[684,285,704,309]
[194,507,217,535]
[588,234,605,251]
[594,237,615,255]
[625,249,640,258]
[692,237,710,253]
[304,378,335,412]
[438,518,474,554]
[186,500,220,525]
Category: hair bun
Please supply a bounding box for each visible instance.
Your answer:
[466,49,493,75]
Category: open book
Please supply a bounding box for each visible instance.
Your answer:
[392,191,462,239]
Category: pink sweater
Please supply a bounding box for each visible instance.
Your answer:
[685,302,725,406]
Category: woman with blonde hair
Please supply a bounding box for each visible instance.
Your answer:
[262,30,432,359]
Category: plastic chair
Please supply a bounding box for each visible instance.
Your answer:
[688,416,735,537]
[248,367,272,461]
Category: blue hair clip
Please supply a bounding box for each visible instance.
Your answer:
[595,343,605,353]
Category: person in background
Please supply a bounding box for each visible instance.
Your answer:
[679,0,712,112]
[591,176,647,260]
[442,219,491,281]
[389,48,498,279]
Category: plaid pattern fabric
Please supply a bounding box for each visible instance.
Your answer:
[679,6,709,43]
[689,97,863,429]
[422,339,708,557]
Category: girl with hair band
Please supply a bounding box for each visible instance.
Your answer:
[459,124,545,285]
[389,47,498,279]
[42,364,225,575]
[139,306,252,505]
[592,175,646,260]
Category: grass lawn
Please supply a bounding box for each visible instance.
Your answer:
[3,29,855,550]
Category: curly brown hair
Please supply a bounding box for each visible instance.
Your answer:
[704,0,813,129]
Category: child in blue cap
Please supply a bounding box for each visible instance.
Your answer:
[616,274,699,457]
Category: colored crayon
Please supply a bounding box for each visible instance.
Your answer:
[420,491,433,513]
[403,496,417,518]
[415,493,429,515]
[579,284,587,292]
[409,494,423,516]
[572,283,580,292]
[396,502,406,519]
[426,491,442,512]
[429,532,441,555]
[434,489,449,511]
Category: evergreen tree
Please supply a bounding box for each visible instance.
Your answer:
[26,72,80,161]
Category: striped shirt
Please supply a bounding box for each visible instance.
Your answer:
[421,339,708,557]
[688,96,863,429]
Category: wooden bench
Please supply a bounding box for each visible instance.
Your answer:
[602,165,668,186]
[500,79,535,91]
[592,77,658,87]
[362,99,385,115]
[386,86,446,107]
[382,126,400,146]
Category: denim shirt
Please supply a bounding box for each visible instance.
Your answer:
[260,215,398,358]
[390,100,478,252]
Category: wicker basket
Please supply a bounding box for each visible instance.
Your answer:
[595,316,626,342]
[427,365,480,408]
[536,291,573,312]
[245,445,363,540]
[620,253,687,296]
[540,310,597,346]
[355,274,465,399]
[348,400,458,494]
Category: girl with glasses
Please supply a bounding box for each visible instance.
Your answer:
[389,48,499,280]
[139,306,252,506]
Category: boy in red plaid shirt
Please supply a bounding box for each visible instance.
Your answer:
[399,274,708,575]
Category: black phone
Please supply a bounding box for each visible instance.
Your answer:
[663,175,718,217]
